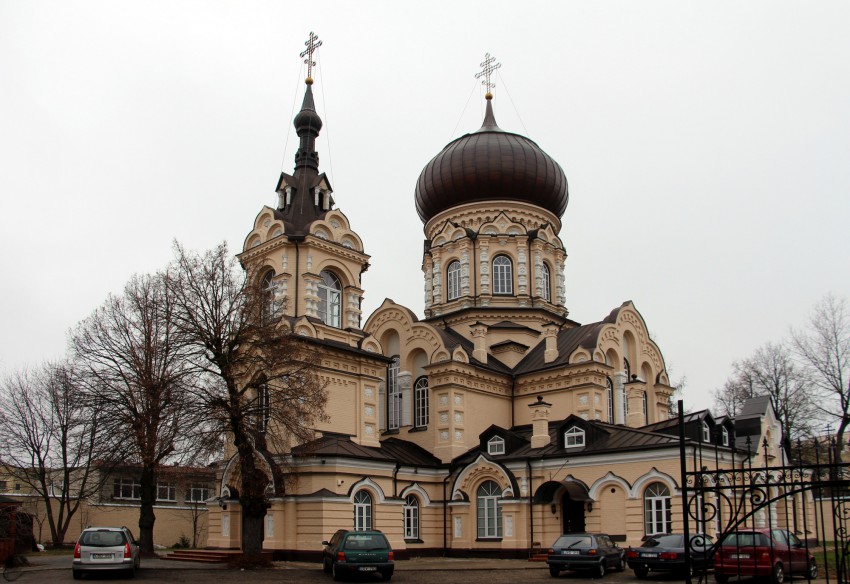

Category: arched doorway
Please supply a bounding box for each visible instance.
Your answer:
[562,491,586,533]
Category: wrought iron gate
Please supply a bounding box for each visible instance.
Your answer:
[679,404,850,584]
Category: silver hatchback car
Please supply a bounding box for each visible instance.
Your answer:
[72,526,141,579]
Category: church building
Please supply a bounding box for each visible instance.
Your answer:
[206,46,746,559]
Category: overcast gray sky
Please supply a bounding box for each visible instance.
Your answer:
[2,1,848,414]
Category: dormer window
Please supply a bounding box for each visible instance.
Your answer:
[722,427,729,446]
[487,436,505,455]
[702,421,710,443]
[564,426,585,448]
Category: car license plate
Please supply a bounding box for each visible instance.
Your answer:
[91,553,113,560]
[563,550,579,555]
[359,566,377,572]
[641,553,658,558]
[730,554,750,559]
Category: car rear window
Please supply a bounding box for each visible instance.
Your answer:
[343,534,389,550]
[80,530,127,547]
[722,533,768,547]
[554,536,592,548]
[644,535,684,547]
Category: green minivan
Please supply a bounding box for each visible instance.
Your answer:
[322,529,394,581]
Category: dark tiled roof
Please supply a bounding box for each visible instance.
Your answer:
[293,432,442,468]
[737,395,773,419]
[435,327,513,374]
[642,410,711,435]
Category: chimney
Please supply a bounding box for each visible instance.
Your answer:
[529,395,553,449]
[471,323,488,363]
[543,323,559,364]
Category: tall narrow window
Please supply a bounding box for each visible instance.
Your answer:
[492,255,513,295]
[403,495,419,540]
[256,380,270,433]
[317,270,341,328]
[642,391,648,424]
[260,270,277,320]
[414,376,429,428]
[354,490,373,531]
[722,427,729,446]
[644,483,672,535]
[477,480,503,538]
[388,356,400,430]
[447,261,461,301]
[606,377,614,423]
[702,421,711,443]
[541,263,551,302]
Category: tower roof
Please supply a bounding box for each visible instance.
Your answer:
[414,97,569,224]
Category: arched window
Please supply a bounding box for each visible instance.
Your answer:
[606,377,614,423]
[260,270,277,320]
[642,391,648,424]
[317,270,341,328]
[702,421,711,443]
[492,255,513,295]
[354,490,372,531]
[477,480,503,538]
[403,495,419,540]
[541,263,551,302]
[644,482,672,535]
[388,356,400,430]
[722,427,729,446]
[623,357,631,380]
[414,376,429,428]
[447,261,461,301]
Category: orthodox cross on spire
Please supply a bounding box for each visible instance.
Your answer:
[475,52,501,100]
[300,31,322,84]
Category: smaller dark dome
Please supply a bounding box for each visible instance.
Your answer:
[294,85,323,135]
[415,100,568,224]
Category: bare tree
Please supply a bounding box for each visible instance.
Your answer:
[713,343,815,442]
[0,362,110,547]
[792,294,850,463]
[168,242,327,558]
[71,272,202,554]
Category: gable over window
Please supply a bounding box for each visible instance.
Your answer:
[487,436,505,455]
[564,426,585,448]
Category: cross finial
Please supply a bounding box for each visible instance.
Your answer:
[300,31,322,85]
[475,52,501,100]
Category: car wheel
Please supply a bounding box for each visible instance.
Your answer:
[126,566,136,579]
[808,559,818,579]
[616,557,626,572]
[72,571,83,580]
[772,562,784,584]
[380,569,393,581]
[332,562,342,581]
[634,567,649,579]
[715,574,729,583]
[323,558,331,573]
[595,561,606,578]
[549,566,560,577]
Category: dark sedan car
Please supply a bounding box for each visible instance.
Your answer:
[547,533,625,578]
[626,533,713,578]
[321,529,394,581]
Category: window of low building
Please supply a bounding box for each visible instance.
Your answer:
[114,478,141,500]
[157,482,177,501]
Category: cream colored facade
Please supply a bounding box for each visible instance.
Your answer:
[205,78,784,560]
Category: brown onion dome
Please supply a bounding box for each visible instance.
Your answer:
[415,99,568,224]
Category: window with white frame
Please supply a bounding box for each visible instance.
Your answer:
[492,255,513,295]
[157,482,177,501]
[403,495,419,539]
[607,377,614,423]
[487,436,505,455]
[414,376,429,428]
[113,478,141,500]
[642,391,648,424]
[354,490,373,531]
[541,263,551,302]
[260,270,277,320]
[722,427,729,446]
[702,421,711,443]
[186,483,210,502]
[477,480,503,538]
[564,426,585,448]
[644,482,672,535]
[256,380,270,433]
[388,356,400,430]
[317,270,341,328]
[447,261,461,301]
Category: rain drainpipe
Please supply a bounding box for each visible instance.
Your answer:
[527,457,534,556]
[392,463,401,497]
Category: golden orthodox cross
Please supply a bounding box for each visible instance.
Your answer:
[300,32,322,83]
[475,52,501,98]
